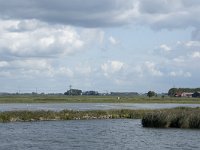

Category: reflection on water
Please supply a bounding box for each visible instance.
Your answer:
[0,103,200,111]
[0,119,199,150]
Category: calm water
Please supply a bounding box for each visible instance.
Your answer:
[0,119,199,150]
[0,103,200,111]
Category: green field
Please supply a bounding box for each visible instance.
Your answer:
[0,95,200,103]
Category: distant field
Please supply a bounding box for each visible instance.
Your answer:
[0,95,200,103]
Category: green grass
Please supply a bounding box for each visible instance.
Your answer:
[0,95,200,103]
[142,107,200,129]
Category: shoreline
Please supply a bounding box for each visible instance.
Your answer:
[1,95,200,104]
[0,109,148,123]
[0,107,200,129]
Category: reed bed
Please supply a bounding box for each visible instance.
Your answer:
[1,107,200,129]
[142,107,200,129]
[0,109,152,123]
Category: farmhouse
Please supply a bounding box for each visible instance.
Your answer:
[181,92,193,97]
[174,91,200,98]
[192,92,200,98]
[175,92,193,97]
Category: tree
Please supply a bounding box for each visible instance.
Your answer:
[82,91,99,95]
[168,88,178,97]
[147,91,156,98]
[64,89,82,96]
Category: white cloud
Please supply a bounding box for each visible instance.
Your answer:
[160,44,171,52]
[0,58,76,79]
[81,29,105,44]
[75,65,92,76]
[109,36,118,45]
[169,70,191,77]
[56,67,74,78]
[192,51,200,58]
[14,59,52,70]
[185,41,200,47]
[144,61,163,76]
[101,60,124,77]
[173,57,185,65]
[7,19,45,32]
[14,59,55,78]
[154,39,200,68]
[0,61,9,67]
[0,19,84,58]
[185,72,192,77]
[132,65,144,77]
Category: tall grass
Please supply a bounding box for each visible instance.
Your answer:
[142,107,200,129]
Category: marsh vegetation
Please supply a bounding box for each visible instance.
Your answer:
[142,107,200,129]
[0,109,150,123]
[0,107,200,129]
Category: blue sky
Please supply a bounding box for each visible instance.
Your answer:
[0,0,200,93]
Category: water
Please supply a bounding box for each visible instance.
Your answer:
[0,103,200,111]
[0,119,199,150]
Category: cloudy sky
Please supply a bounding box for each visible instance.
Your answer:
[0,0,200,93]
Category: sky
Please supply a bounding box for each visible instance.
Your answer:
[0,0,200,93]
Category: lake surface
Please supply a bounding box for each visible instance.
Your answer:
[0,103,200,111]
[0,119,199,150]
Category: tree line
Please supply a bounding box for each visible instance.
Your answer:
[168,88,200,96]
[64,89,99,96]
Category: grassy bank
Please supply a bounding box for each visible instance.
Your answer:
[142,107,200,129]
[1,95,200,103]
[0,109,154,123]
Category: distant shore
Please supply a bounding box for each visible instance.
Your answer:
[0,95,200,104]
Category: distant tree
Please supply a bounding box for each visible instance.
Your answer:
[32,92,37,95]
[82,91,99,96]
[147,91,156,98]
[64,89,82,96]
[168,88,179,96]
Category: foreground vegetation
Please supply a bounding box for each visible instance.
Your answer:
[0,107,200,129]
[142,107,200,129]
[1,95,200,103]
